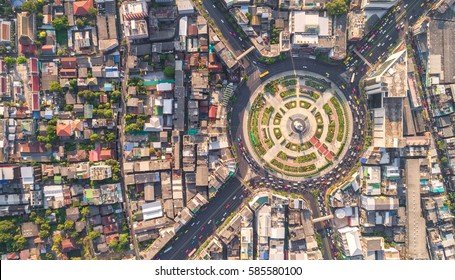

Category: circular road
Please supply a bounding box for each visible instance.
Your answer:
[229,56,368,193]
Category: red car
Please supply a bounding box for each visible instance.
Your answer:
[198,235,203,239]
[225,203,230,209]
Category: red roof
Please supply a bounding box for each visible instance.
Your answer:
[89,150,99,162]
[73,0,93,16]
[60,57,77,69]
[60,69,77,78]
[29,57,38,74]
[56,122,72,137]
[19,143,48,154]
[29,74,40,92]
[61,238,78,253]
[0,77,6,94]
[0,59,5,74]
[32,92,39,111]
[99,149,113,160]
[208,106,218,119]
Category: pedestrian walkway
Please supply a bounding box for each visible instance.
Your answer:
[352,48,373,68]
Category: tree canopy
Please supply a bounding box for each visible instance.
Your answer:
[17,56,27,64]
[52,16,69,32]
[49,81,62,93]
[326,0,349,16]
[163,66,175,78]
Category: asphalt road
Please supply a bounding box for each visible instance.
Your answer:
[158,177,248,260]
[347,0,429,71]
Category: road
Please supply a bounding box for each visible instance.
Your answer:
[159,178,248,260]
[347,0,430,72]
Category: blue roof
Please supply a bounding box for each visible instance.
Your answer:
[260,250,269,260]
[104,83,113,91]
[360,158,367,163]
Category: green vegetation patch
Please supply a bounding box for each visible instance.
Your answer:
[274,128,283,140]
[284,101,297,110]
[280,88,297,100]
[299,100,312,109]
[323,103,333,115]
[273,112,282,125]
[295,152,317,163]
[326,122,336,143]
[281,79,297,87]
[277,151,288,161]
[261,106,274,126]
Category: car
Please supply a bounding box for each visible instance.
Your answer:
[341,84,345,90]
[302,66,307,69]
[420,3,424,7]
[369,53,373,57]
[199,235,203,239]
[221,19,224,23]
[225,203,230,209]
[239,37,242,41]
[233,196,237,200]
[213,4,216,8]
[184,229,189,234]
[200,226,205,231]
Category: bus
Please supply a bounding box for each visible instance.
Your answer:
[259,71,269,78]
[350,72,356,84]
[163,246,172,254]
[188,248,197,258]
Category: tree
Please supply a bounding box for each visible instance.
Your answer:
[17,56,27,64]
[63,220,75,231]
[104,110,113,118]
[80,207,90,217]
[163,66,175,78]
[39,230,50,239]
[326,0,348,16]
[89,133,100,142]
[3,56,16,67]
[88,7,97,18]
[110,90,121,103]
[103,132,116,143]
[75,18,85,29]
[440,156,448,165]
[38,31,47,40]
[49,81,62,93]
[13,235,27,251]
[88,231,100,240]
[52,16,69,32]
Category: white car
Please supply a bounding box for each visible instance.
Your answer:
[302,66,307,69]
[213,4,216,8]
[221,19,224,23]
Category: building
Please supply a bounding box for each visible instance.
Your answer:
[362,236,385,260]
[289,11,330,49]
[73,0,93,16]
[364,50,407,148]
[89,165,112,180]
[120,0,149,42]
[337,226,363,259]
[240,227,253,260]
[17,12,36,54]
[142,201,164,221]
